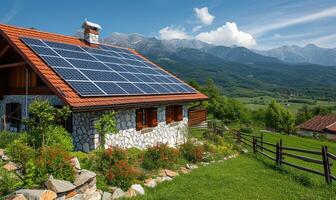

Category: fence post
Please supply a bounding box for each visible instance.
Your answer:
[322,146,332,184]
[276,141,279,165]
[260,133,264,152]
[237,132,241,144]
[279,139,283,166]
[253,137,257,154]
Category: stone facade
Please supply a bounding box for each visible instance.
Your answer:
[0,95,63,131]
[72,104,189,152]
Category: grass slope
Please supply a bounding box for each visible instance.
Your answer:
[134,155,335,200]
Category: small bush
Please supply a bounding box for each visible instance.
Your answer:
[142,144,178,170]
[6,139,37,167]
[0,131,20,148]
[240,127,253,134]
[25,146,75,186]
[179,141,204,163]
[46,126,74,151]
[106,160,139,190]
[0,168,21,196]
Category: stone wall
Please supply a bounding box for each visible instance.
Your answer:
[72,104,189,152]
[0,95,63,131]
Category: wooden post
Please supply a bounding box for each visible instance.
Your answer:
[260,133,264,152]
[322,146,332,184]
[237,132,241,144]
[279,139,283,166]
[253,137,257,154]
[276,141,279,165]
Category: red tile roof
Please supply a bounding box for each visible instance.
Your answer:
[0,24,208,110]
[297,114,336,133]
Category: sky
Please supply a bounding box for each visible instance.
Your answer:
[1,0,336,49]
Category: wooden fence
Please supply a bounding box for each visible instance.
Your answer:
[236,132,336,184]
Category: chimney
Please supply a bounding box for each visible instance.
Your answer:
[82,19,102,45]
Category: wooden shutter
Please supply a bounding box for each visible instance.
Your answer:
[136,109,143,131]
[166,106,173,124]
[175,105,183,121]
[148,108,158,127]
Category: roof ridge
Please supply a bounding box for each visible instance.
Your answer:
[0,23,79,40]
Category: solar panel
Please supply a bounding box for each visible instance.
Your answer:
[21,37,196,97]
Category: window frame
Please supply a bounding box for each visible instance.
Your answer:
[5,103,22,128]
[136,107,158,131]
[166,105,183,124]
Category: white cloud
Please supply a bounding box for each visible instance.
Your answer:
[194,7,215,26]
[195,22,256,47]
[192,25,202,32]
[249,6,336,36]
[0,0,23,23]
[158,26,191,40]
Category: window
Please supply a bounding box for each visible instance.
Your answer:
[136,108,158,131]
[5,103,22,129]
[166,105,183,124]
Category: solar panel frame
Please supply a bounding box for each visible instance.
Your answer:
[21,37,197,97]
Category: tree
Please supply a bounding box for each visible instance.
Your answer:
[23,100,71,149]
[265,100,295,134]
[95,112,118,149]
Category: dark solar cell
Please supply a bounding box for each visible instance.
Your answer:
[119,65,142,73]
[163,84,180,93]
[94,55,127,64]
[96,82,127,95]
[148,84,171,93]
[119,73,143,82]
[124,59,147,67]
[55,49,96,60]
[21,37,46,46]
[81,70,127,82]
[135,67,158,75]
[134,83,158,94]
[68,81,105,96]
[105,63,128,72]
[41,56,74,68]
[53,68,88,80]
[82,47,111,56]
[44,41,84,52]
[30,46,58,56]
[116,83,144,94]
[136,74,155,82]
[67,59,110,71]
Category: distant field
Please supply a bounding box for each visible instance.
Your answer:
[236,96,336,114]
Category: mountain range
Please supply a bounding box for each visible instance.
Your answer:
[100,33,336,99]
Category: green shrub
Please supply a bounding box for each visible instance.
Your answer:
[127,147,142,166]
[6,139,37,167]
[70,151,94,170]
[106,160,139,190]
[0,131,20,148]
[46,126,74,151]
[25,146,75,186]
[142,144,178,170]
[179,141,204,163]
[0,168,21,196]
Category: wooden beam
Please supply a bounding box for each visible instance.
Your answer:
[0,44,10,59]
[0,61,26,69]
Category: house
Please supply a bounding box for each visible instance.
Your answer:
[0,21,208,152]
[296,114,336,140]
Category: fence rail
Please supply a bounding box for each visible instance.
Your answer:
[235,132,335,185]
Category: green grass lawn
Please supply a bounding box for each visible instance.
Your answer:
[134,154,335,200]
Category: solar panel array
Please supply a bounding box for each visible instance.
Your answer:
[21,37,196,97]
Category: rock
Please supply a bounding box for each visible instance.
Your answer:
[66,194,84,200]
[86,191,101,200]
[7,194,27,200]
[74,170,96,186]
[156,176,172,183]
[45,178,76,193]
[3,161,19,171]
[102,192,112,200]
[186,164,198,170]
[130,184,144,195]
[179,167,191,174]
[242,148,248,154]
[16,189,57,200]
[112,188,125,199]
[108,186,119,193]
[71,157,81,170]
[158,169,166,177]
[144,178,157,188]
[124,189,137,198]
[164,169,178,178]
[0,149,4,157]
